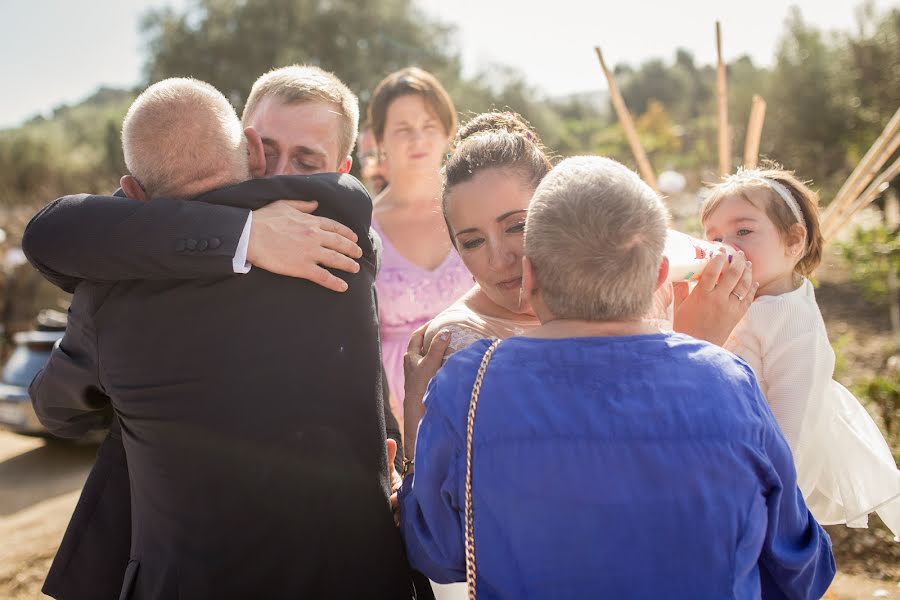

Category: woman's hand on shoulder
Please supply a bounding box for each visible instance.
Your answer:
[673,250,759,346]
[402,323,453,461]
[404,324,453,418]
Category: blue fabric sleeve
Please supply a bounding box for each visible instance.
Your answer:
[758,393,836,600]
[399,376,467,584]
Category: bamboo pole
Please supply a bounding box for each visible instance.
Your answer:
[884,191,900,342]
[743,95,767,169]
[821,105,900,231]
[823,129,900,239]
[826,152,900,241]
[716,22,731,176]
[824,125,900,237]
[594,47,658,192]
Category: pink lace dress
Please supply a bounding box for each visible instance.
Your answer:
[372,219,473,420]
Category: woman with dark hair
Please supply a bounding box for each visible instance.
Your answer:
[368,67,472,426]
[398,155,835,599]
[402,112,754,450]
[396,113,761,599]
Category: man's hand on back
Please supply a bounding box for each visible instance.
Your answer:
[247,200,363,292]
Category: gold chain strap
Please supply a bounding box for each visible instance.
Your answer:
[464,339,501,600]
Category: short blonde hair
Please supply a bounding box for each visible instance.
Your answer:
[242,65,359,167]
[525,156,670,321]
[701,166,823,277]
[122,78,248,199]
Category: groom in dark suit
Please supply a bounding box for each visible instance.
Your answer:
[29,77,415,598]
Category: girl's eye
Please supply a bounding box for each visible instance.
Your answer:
[737,229,752,236]
[711,236,723,242]
[506,222,526,234]
[461,238,484,250]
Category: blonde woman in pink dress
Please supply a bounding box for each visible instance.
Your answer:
[368,68,472,425]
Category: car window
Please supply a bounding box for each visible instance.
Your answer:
[3,347,52,387]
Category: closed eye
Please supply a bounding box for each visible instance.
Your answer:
[460,238,484,250]
[506,221,526,234]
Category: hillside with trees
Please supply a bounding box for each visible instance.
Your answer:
[1,0,897,210]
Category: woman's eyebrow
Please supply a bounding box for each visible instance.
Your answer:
[454,226,480,236]
[496,209,528,222]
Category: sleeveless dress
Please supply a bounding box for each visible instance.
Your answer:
[371,218,473,421]
[725,278,900,536]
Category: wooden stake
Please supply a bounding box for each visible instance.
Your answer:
[822,105,900,233]
[884,191,900,341]
[823,128,900,239]
[716,22,731,176]
[594,47,658,192]
[826,151,900,241]
[743,95,767,169]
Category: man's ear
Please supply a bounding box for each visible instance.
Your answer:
[522,256,538,307]
[337,156,352,174]
[655,255,670,291]
[244,127,266,178]
[120,175,149,201]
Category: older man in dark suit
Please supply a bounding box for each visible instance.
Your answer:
[29,77,416,598]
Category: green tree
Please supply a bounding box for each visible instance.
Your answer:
[140,0,460,113]
[766,7,851,195]
[833,2,900,168]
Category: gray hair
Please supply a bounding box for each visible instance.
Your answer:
[122,78,249,199]
[524,156,670,321]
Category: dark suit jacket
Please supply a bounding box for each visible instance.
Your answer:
[26,183,407,599]
[24,187,401,443]
[42,423,132,600]
[30,175,415,599]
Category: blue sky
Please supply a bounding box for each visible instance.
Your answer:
[0,0,890,128]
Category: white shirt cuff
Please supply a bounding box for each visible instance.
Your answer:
[232,213,252,273]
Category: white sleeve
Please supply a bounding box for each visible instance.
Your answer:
[232,213,252,273]
[758,317,834,452]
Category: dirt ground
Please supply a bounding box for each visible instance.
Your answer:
[0,430,896,599]
[0,204,897,599]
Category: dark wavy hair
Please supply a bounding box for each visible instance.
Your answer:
[442,111,553,228]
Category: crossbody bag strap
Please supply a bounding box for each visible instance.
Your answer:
[464,339,501,600]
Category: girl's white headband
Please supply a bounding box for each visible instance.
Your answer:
[721,169,806,229]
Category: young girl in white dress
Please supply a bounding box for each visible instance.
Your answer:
[701,167,900,538]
